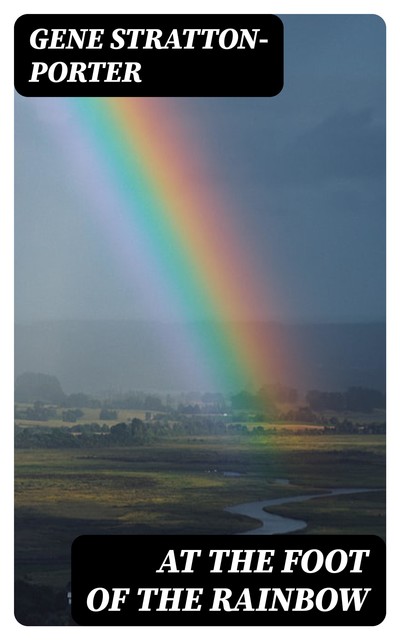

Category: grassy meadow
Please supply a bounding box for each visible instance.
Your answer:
[15,428,385,614]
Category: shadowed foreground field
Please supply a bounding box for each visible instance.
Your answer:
[15,431,385,624]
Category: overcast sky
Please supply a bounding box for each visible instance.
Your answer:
[15,15,386,325]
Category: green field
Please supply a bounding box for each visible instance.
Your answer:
[15,430,385,606]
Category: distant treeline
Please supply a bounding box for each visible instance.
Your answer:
[306,387,385,412]
[14,402,119,423]
[14,414,386,449]
[15,373,385,416]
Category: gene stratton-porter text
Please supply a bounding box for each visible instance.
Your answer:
[28,27,268,84]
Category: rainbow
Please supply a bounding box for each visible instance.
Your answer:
[39,97,291,397]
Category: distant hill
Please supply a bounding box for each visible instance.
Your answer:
[15,372,66,404]
[14,320,385,396]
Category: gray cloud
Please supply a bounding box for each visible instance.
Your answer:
[15,15,386,325]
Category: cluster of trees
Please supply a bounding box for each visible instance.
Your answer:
[231,384,297,412]
[277,405,318,424]
[101,392,164,411]
[15,401,57,422]
[14,416,257,449]
[15,403,119,423]
[15,426,81,449]
[306,387,385,412]
[61,408,84,422]
[105,391,228,413]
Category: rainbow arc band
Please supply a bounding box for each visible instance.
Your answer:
[53,97,290,397]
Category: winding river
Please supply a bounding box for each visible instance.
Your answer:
[225,488,383,535]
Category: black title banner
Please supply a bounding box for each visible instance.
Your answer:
[14,14,284,97]
[71,535,385,626]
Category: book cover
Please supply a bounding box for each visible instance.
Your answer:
[7,4,392,635]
